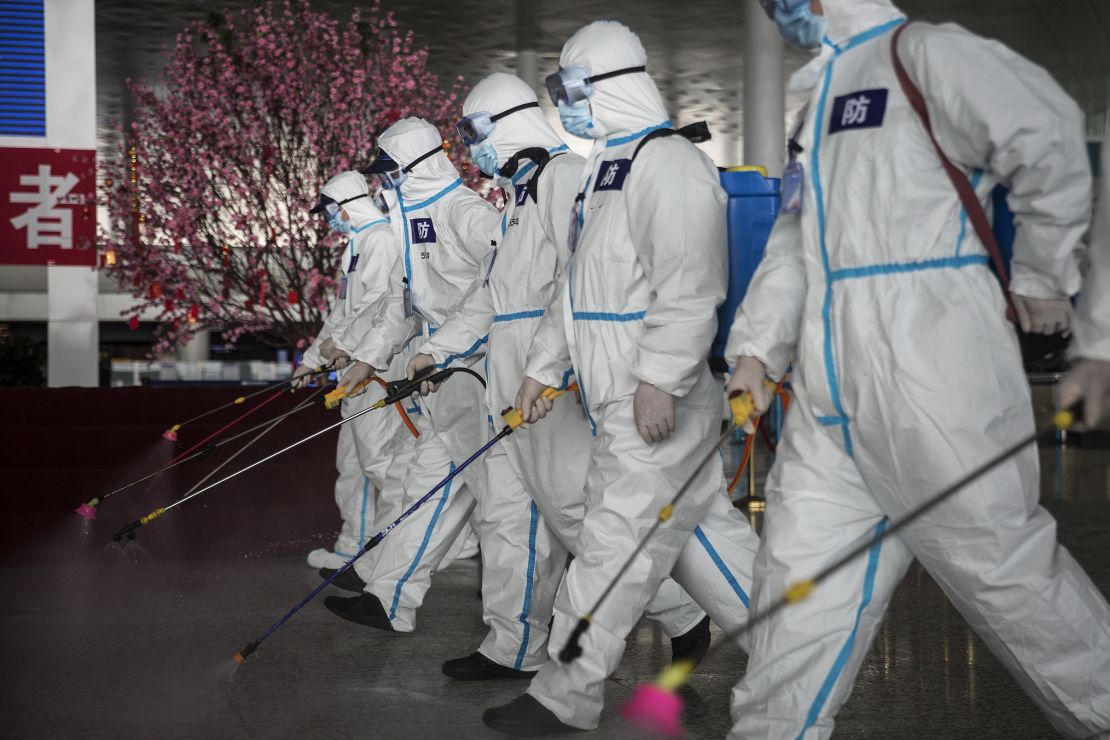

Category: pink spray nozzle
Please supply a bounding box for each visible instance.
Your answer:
[621,684,684,738]
[162,427,179,442]
[74,502,98,521]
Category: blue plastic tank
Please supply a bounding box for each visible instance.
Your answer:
[712,167,781,362]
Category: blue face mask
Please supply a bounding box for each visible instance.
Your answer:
[470,140,500,178]
[776,3,827,49]
[558,99,595,139]
[328,211,353,235]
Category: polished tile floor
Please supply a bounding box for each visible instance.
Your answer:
[3,476,1107,739]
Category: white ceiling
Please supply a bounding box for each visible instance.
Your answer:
[95,0,1110,166]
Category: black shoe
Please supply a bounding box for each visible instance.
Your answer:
[670,615,711,667]
[319,566,366,594]
[482,694,583,737]
[324,593,395,632]
[443,652,538,681]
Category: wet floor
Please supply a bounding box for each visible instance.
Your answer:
[3,492,1108,738]
[2,383,1108,738]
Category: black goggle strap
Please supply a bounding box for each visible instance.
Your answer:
[489,101,540,124]
[401,144,445,174]
[336,193,369,207]
[584,65,646,86]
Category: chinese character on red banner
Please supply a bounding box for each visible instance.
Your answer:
[1,148,97,266]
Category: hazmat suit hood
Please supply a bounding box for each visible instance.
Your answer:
[820,0,904,46]
[558,21,669,141]
[320,170,384,227]
[463,72,564,171]
[375,116,460,203]
[787,0,905,90]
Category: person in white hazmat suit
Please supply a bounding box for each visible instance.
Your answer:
[294,172,419,573]
[322,117,499,632]
[726,1,1110,738]
[484,21,763,736]
[407,72,711,681]
[1061,114,1110,428]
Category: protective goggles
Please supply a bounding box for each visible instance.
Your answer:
[309,192,369,217]
[544,64,646,106]
[455,102,540,147]
[361,145,443,190]
[757,0,810,19]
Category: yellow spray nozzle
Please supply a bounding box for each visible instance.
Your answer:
[1054,409,1076,430]
[232,653,246,665]
[502,384,580,430]
[234,396,246,404]
[784,579,814,604]
[728,379,777,427]
[655,659,695,691]
[503,406,526,429]
[170,424,181,433]
[139,507,166,526]
[323,389,345,410]
[658,504,674,522]
[325,378,373,410]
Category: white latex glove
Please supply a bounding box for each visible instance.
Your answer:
[291,363,315,390]
[406,353,441,396]
[515,376,554,424]
[727,356,773,433]
[337,361,375,398]
[1059,358,1110,428]
[332,353,350,370]
[633,382,675,445]
[1012,294,1073,335]
[320,337,340,359]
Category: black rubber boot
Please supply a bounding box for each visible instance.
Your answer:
[482,694,583,737]
[443,652,538,681]
[670,615,711,667]
[323,593,395,632]
[319,566,366,594]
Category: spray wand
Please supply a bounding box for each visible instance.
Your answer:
[75,366,346,521]
[558,382,774,665]
[232,383,578,664]
[110,365,484,542]
[159,364,335,442]
[620,404,1084,737]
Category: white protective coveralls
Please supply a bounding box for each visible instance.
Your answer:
[1067,115,1110,381]
[342,117,499,630]
[419,73,705,670]
[518,21,762,729]
[302,172,418,566]
[725,3,1110,738]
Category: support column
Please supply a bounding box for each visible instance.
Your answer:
[515,0,539,94]
[742,0,785,177]
[177,330,210,363]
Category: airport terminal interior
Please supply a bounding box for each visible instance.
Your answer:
[2,1,1109,738]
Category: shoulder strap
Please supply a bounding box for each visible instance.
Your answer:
[891,22,1017,323]
[527,150,565,204]
[498,147,566,204]
[630,121,712,163]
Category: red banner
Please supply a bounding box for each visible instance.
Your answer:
[0,148,97,266]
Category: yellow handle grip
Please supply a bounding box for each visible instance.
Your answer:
[234,396,246,404]
[324,378,373,410]
[728,378,777,427]
[502,384,580,429]
[139,507,166,526]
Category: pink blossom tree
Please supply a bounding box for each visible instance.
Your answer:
[102,0,478,354]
